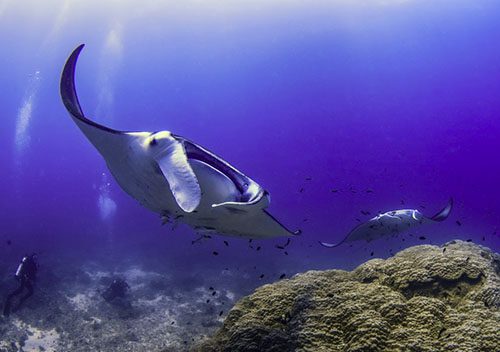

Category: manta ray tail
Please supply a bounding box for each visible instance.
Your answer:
[430,198,453,222]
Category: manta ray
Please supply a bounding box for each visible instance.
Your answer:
[60,44,298,239]
[319,199,453,248]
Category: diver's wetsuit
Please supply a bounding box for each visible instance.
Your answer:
[3,254,38,316]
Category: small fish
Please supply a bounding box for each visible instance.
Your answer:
[219,311,224,316]
[370,251,374,256]
[209,286,214,291]
[223,240,229,246]
[482,236,485,241]
[276,238,291,249]
[256,246,261,251]
[212,251,219,256]
[212,291,216,296]
[303,218,309,222]
[456,220,462,226]
[299,188,304,193]
[305,177,312,181]
[283,239,291,248]
[331,189,339,193]
[6,240,12,246]
[419,236,426,240]
[206,299,210,303]
[284,251,288,255]
[442,247,446,253]
[365,189,374,193]
[360,210,371,216]
[191,234,212,245]
[161,215,171,225]
[259,274,265,279]
[466,239,472,242]
[279,274,286,279]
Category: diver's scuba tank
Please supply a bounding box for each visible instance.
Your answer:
[15,256,28,279]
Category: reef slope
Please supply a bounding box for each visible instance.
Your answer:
[195,240,500,352]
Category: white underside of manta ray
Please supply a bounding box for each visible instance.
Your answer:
[319,199,453,248]
[60,44,298,239]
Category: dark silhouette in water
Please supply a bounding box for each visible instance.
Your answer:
[101,278,130,302]
[3,253,38,316]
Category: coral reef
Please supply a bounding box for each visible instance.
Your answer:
[195,241,500,352]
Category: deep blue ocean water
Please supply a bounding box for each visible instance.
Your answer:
[1,0,499,295]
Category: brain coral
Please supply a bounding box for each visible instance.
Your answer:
[194,240,500,352]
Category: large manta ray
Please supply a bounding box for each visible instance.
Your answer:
[319,199,453,248]
[60,44,298,239]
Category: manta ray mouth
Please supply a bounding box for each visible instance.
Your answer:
[177,136,264,204]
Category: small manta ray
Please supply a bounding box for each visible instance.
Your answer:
[319,198,453,248]
[60,44,298,239]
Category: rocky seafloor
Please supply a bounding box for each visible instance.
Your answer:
[1,240,498,352]
[0,261,237,352]
[195,240,500,352]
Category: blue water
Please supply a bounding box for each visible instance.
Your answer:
[1,0,499,294]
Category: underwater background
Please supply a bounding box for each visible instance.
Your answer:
[0,0,500,350]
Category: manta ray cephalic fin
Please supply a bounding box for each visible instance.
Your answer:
[154,135,201,213]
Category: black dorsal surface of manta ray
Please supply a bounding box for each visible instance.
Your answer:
[319,198,453,248]
[60,44,298,239]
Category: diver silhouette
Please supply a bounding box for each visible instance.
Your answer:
[3,253,38,316]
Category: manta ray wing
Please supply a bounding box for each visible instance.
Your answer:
[318,220,374,248]
[429,198,453,222]
[62,44,200,213]
[60,44,138,157]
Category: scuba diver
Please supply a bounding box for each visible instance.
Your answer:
[3,253,38,316]
[101,278,130,302]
